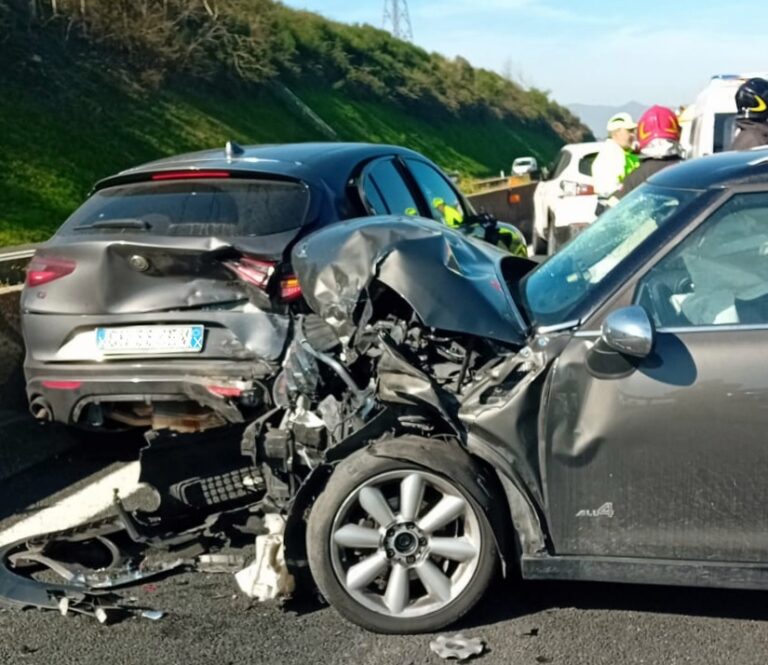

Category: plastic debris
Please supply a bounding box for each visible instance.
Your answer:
[429,634,486,661]
[235,514,295,601]
[140,610,165,621]
[197,553,248,574]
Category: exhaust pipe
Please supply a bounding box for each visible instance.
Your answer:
[29,396,53,422]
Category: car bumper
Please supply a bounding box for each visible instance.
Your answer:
[551,196,597,227]
[24,360,272,426]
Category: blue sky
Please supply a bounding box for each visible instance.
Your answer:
[282,0,768,107]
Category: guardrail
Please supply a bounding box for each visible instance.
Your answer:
[0,245,39,287]
[467,182,537,244]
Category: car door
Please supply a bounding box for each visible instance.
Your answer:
[534,149,571,237]
[543,189,768,563]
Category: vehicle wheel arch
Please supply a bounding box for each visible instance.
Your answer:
[283,432,543,595]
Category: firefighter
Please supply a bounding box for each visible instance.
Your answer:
[619,105,683,198]
[592,112,638,211]
[729,78,768,151]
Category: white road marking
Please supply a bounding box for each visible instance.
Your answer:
[0,462,141,546]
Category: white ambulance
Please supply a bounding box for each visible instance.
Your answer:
[682,72,768,158]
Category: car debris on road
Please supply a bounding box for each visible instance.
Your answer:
[430,634,486,661]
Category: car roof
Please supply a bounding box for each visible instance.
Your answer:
[563,142,602,155]
[106,142,428,192]
[649,148,768,190]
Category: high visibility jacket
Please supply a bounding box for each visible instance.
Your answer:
[592,139,638,198]
[441,204,464,228]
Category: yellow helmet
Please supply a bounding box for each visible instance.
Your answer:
[432,197,445,208]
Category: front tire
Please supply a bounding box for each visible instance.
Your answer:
[306,446,497,634]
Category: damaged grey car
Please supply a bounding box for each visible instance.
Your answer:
[259,149,768,633]
[13,148,768,635]
[21,141,523,433]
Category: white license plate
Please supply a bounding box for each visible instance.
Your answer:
[95,325,204,355]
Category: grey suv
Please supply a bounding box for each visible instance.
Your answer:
[22,142,519,432]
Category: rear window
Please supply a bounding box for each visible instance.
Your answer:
[59,178,311,238]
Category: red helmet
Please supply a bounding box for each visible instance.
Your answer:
[636,105,681,150]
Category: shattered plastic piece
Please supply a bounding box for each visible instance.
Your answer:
[58,597,69,617]
[429,634,486,661]
[95,607,109,624]
[235,514,295,601]
[141,610,165,621]
[197,554,248,574]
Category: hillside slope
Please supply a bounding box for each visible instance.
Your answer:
[0,0,592,246]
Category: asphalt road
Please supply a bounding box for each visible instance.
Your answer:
[1,440,768,665]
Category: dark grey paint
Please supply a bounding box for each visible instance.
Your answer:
[292,215,528,345]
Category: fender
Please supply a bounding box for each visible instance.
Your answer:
[282,429,527,590]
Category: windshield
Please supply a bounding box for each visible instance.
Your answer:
[59,178,310,238]
[521,185,700,326]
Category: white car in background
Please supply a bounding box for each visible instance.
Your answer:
[532,141,601,255]
[511,156,539,176]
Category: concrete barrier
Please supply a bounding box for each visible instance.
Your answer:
[467,182,537,243]
[0,286,77,480]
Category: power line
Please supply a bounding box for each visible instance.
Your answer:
[382,0,413,41]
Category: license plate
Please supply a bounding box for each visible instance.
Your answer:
[95,325,204,355]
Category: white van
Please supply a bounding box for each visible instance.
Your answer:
[682,72,768,158]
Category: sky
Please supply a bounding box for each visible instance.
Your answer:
[281,0,768,108]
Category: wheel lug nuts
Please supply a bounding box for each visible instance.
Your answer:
[406,555,416,564]
[387,528,395,538]
[386,549,395,559]
[419,537,427,547]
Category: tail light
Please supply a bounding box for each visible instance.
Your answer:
[42,380,82,390]
[223,257,276,290]
[560,181,595,196]
[26,256,77,287]
[207,385,243,398]
[280,274,302,302]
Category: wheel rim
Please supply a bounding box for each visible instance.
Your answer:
[329,470,482,619]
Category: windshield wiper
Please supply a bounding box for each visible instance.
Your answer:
[76,218,151,231]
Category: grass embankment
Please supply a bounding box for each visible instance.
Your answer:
[0,0,591,246]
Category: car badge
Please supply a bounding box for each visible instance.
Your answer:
[576,502,615,518]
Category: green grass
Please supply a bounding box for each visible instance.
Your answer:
[299,88,563,176]
[0,61,563,248]
[0,65,327,246]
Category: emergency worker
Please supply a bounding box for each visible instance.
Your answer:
[432,197,464,228]
[592,112,638,211]
[620,105,683,198]
[729,77,768,150]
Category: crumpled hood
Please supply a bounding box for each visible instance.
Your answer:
[292,216,530,345]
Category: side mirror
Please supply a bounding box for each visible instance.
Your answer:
[601,305,655,358]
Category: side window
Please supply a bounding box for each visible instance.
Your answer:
[714,113,737,153]
[405,159,466,227]
[636,192,768,328]
[362,159,419,216]
[578,152,598,176]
